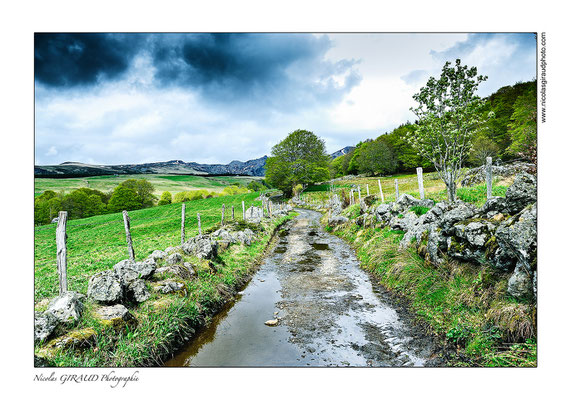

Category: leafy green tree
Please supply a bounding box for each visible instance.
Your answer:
[35,190,61,225]
[265,129,330,196]
[506,86,537,160]
[468,135,500,166]
[357,140,398,175]
[108,186,142,212]
[61,188,107,219]
[158,191,172,205]
[117,179,156,208]
[409,59,489,201]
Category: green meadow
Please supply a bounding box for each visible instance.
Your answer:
[34,174,263,197]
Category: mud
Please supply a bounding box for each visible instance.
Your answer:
[165,208,442,367]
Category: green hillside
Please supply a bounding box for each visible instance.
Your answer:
[35,191,263,300]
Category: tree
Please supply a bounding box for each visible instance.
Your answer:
[468,135,500,166]
[117,179,156,208]
[356,140,398,176]
[158,191,172,205]
[409,59,489,201]
[265,129,330,196]
[506,86,537,161]
[108,186,142,212]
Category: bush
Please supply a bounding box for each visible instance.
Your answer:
[158,191,172,205]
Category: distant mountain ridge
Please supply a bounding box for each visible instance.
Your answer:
[35,147,355,178]
[35,156,269,178]
[330,146,355,159]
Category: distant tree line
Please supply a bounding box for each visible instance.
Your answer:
[329,79,537,179]
[35,178,269,225]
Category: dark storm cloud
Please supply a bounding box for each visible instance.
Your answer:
[34,33,144,87]
[150,33,361,105]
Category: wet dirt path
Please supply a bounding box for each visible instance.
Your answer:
[165,208,440,367]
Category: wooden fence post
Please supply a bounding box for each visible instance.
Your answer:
[221,204,225,226]
[417,167,425,200]
[394,179,400,201]
[56,211,68,295]
[122,210,135,261]
[197,213,202,235]
[232,205,235,220]
[181,203,186,245]
[378,179,384,202]
[358,186,362,202]
[242,200,245,220]
[366,184,370,196]
[486,157,493,199]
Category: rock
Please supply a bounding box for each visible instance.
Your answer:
[113,259,156,280]
[234,229,254,245]
[264,319,279,326]
[504,172,536,214]
[182,235,218,260]
[93,304,136,330]
[495,203,537,273]
[51,217,59,224]
[156,264,196,280]
[47,328,97,350]
[245,206,264,222]
[482,196,509,217]
[454,221,490,248]
[46,291,85,323]
[35,311,58,343]
[389,211,418,231]
[148,250,167,261]
[427,227,447,265]
[166,253,183,265]
[460,161,535,187]
[88,270,123,304]
[328,215,349,227]
[507,262,534,299]
[439,203,476,234]
[165,246,181,253]
[212,229,236,243]
[153,279,186,294]
[125,279,151,303]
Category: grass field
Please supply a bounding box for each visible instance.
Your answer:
[302,171,510,208]
[34,174,263,197]
[34,191,264,301]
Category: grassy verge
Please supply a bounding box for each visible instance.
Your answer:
[35,192,297,367]
[326,220,536,367]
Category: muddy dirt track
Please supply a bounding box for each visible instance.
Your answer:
[166,208,441,367]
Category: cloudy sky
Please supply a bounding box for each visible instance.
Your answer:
[34,33,536,166]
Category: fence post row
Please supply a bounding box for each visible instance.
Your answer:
[394,179,399,201]
[486,157,493,199]
[122,210,135,261]
[181,203,186,245]
[56,211,68,295]
[417,167,425,200]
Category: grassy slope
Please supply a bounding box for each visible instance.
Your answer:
[34,174,263,197]
[35,191,263,300]
[304,172,536,367]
